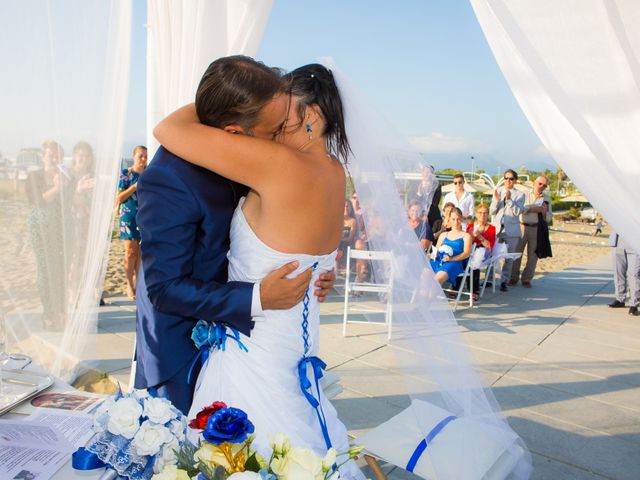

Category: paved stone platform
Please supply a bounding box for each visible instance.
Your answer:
[92,254,639,479]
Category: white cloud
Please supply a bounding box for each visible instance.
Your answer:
[409,132,470,154]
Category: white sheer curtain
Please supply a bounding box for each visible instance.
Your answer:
[0,1,131,381]
[146,0,274,157]
[471,0,640,253]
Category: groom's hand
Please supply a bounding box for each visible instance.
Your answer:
[314,269,336,302]
[260,261,312,310]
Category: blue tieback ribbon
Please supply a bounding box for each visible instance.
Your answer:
[406,415,457,473]
[72,447,106,471]
[188,321,249,384]
[298,355,333,451]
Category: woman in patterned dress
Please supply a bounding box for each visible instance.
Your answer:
[116,145,147,299]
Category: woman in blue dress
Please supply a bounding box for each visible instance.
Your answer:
[430,207,472,285]
[116,145,147,299]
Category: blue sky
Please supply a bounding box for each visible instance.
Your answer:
[124,0,556,173]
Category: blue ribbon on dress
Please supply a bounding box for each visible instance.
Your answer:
[72,447,106,471]
[188,321,249,384]
[298,355,333,450]
[405,415,457,473]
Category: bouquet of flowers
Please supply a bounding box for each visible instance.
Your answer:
[88,389,187,479]
[154,401,363,480]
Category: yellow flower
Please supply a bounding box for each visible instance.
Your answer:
[270,447,324,480]
[151,464,190,480]
[194,443,232,472]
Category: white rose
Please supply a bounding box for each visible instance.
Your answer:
[132,422,171,456]
[151,464,190,480]
[269,433,291,455]
[228,472,262,480]
[135,389,151,399]
[169,418,187,441]
[153,438,180,474]
[322,448,337,471]
[107,397,143,439]
[271,447,324,480]
[144,397,174,425]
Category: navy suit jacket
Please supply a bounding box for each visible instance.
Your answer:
[134,146,253,390]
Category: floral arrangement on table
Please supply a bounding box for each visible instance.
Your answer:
[87,389,187,479]
[152,401,364,480]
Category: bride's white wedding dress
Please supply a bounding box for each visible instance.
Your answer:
[189,198,364,479]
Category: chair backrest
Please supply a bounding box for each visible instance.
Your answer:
[347,249,393,261]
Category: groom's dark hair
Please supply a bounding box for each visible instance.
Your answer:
[196,55,284,134]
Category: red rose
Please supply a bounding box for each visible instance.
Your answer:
[188,401,228,430]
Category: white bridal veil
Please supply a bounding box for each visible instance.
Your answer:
[323,58,532,479]
[0,1,131,380]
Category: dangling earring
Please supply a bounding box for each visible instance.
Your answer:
[305,122,313,140]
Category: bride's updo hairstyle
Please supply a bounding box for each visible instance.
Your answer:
[285,64,351,162]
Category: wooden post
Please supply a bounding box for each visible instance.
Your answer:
[364,454,387,480]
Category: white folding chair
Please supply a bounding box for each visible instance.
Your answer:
[342,247,394,339]
[442,245,476,312]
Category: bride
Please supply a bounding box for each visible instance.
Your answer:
[154,63,363,478]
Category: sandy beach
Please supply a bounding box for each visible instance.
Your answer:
[102,219,612,297]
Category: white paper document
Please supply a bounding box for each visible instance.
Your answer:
[0,409,94,480]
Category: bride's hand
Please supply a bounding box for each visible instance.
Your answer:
[260,261,313,310]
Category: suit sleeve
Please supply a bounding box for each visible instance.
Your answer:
[137,164,254,336]
[505,192,525,217]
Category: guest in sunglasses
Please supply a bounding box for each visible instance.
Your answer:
[490,169,525,292]
[442,173,474,230]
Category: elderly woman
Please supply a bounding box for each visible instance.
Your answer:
[117,145,147,299]
[430,207,472,286]
[466,203,496,300]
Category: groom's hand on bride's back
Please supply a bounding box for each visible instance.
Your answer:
[260,261,313,309]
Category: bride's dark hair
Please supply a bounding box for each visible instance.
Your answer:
[285,64,351,162]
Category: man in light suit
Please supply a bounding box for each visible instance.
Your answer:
[490,169,525,292]
[134,56,335,414]
[608,232,640,316]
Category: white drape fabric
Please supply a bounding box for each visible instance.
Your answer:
[146,0,274,157]
[471,0,640,253]
[0,1,132,381]
[324,58,532,479]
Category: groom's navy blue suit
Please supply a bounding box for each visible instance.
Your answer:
[134,146,253,414]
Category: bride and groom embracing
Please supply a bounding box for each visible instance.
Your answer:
[134,56,364,478]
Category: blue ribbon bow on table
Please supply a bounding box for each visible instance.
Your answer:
[188,320,248,384]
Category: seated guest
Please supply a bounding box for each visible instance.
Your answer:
[467,203,496,251]
[433,202,455,242]
[430,207,472,286]
[466,203,496,300]
[408,200,434,252]
[351,192,370,284]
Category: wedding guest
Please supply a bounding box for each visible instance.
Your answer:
[466,203,496,300]
[490,169,525,292]
[351,192,369,283]
[408,200,434,252]
[430,207,472,285]
[338,199,357,271]
[26,140,69,329]
[608,232,640,316]
[511,175,552,288]
[415,165,442,227]
[116,145,147,300]
[68,141,96,298]
[442,173,475,229]
[433,201,455,242]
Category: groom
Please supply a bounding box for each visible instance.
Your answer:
[135,56,335,414]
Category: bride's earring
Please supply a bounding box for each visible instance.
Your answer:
[305,122,313,139]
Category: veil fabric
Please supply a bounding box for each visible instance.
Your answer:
[322,58,532,479]
[0,1,132,381]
